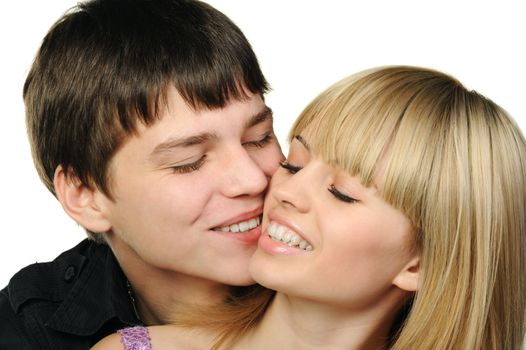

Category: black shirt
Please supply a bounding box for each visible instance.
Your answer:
[0,239,141,349]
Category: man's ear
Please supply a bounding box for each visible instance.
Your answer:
[392,256,420,292]
[54,166,112,234]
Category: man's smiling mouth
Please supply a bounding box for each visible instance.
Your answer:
[213,215,262,233]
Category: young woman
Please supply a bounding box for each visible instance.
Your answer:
[93,66,526,349]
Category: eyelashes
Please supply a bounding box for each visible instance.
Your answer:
[280,161,358,203]
[171,156,206,174]
[243,133,274,148]
[328,184,357,203]
[171,133,275,174]
[280,161,302,174]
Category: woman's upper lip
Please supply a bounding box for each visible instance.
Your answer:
[214,206,263,228]
[267,211,311,244]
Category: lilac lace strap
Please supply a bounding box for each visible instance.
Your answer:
[118,326,152,350]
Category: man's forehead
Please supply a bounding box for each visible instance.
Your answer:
[162,83,266,114]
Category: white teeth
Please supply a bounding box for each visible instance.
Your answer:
[275,225,285,240]
[238,221,249,232]
[290,235,301,246]
[214,216,261,233]
[268,222,276,236]
[267,221,312,251]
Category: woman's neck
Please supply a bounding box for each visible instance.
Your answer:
[235,290,406,350]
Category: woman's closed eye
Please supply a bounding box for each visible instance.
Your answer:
[328,184,357,203]
[280,159,358,203]
[280,161,302,174]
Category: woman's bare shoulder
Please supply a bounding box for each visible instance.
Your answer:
[149,324,215,349]
[90,332,123,350]
[91,325,215,350]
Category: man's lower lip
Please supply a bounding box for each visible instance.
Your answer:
[257,232,309,256]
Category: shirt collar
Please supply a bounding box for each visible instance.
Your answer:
[45,241,141,335]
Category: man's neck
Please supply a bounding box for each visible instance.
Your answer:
[129,270,228,325]
[108,238,229,325]
[235,290,407,350]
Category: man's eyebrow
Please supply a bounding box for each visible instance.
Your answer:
[245,106,273,128]
[150,132,217,157]
[294,135,310,150]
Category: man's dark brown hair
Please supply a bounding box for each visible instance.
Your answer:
[24,0,268,203]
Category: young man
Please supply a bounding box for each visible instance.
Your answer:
[0,0,282,348]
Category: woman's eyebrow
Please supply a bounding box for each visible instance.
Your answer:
[294,135,310,150]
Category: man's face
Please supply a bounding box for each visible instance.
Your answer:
[99,85,282,286]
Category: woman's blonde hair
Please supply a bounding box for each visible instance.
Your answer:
[177,66,526,349]
[290,66,526,349]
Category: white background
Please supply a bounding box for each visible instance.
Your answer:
[1,1,525,326]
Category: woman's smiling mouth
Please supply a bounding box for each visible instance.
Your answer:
[267,221,313,251]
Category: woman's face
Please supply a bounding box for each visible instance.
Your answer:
[250,134,419,308]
